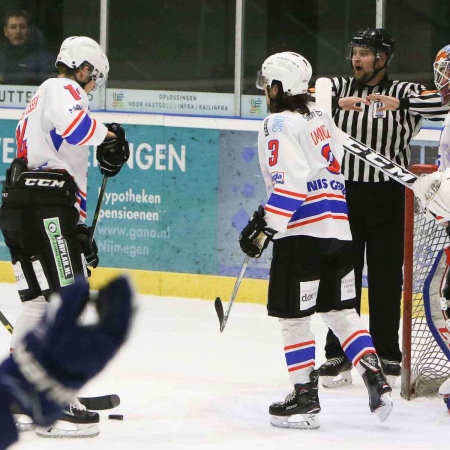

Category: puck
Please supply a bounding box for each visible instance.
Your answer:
[108,414,123,420]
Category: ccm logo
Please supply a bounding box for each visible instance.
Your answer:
[24,178,65,188]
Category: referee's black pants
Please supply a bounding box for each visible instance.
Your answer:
[325,180,404,363]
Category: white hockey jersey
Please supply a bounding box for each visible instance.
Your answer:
[15,77,108,222]
[438,114,450,171]
[258,107,352,241]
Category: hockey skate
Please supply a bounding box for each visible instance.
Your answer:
[439,376,450,413]
[318,356,353,388]
[379,357,401,388]
[35,400,100,438]
[269,370,321,429]
[14,414,36,432]
[360,353,393,422]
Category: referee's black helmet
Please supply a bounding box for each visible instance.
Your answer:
[348,28,395,64]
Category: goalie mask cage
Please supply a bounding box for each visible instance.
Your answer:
[401,164,450,399]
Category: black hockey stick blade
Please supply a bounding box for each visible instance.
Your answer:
[78,394,120,410]
[214,297,225,330]
[10,394,121,414]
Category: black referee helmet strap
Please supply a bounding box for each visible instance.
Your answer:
[351,28,395,58]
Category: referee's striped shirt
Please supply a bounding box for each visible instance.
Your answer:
[331,76,450,182]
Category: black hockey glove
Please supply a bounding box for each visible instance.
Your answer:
[96,123,130,177]
[239,206,277,258]
[77,224,99,269]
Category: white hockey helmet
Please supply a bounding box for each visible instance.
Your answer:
[434,45,450,106]
[256,52,312,96]
[56,36,109,91]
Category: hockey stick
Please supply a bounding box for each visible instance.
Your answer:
[11,394,120,412]
[315,77,418,188]
[214,255,250,332]
[0,310,13,334]
[89,174,108,246]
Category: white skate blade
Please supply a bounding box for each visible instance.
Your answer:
[321,370,352,388]
[36,422,100,438]
[374,393,393,422]
[270,413,320,429]
[14,414,36,432]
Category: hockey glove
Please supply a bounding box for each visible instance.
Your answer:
[239,205,277,258]
[0,276,134,432]
[96,123,130,177]
[77,224,99,269]
[413,169,450,222]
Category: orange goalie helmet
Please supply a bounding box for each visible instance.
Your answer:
[434,45,450,106]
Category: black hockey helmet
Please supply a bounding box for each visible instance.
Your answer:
[347,28,395,64]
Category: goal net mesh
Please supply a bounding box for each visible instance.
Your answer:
[402,165,450,398]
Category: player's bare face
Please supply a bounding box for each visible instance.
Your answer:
[351,47,378,84]
[4,17,29,46]
[265,84,278,105]
[76,64,97,93]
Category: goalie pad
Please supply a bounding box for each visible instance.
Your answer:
[413,169,450,223]
[421,248,450,364]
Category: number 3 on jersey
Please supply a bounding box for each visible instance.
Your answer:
[322,143,340,174]
[268,139,279,166]
[16,118,29,160]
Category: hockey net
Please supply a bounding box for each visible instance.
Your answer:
[401,164,450,399]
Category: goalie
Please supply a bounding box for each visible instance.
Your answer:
[412,44,450,409]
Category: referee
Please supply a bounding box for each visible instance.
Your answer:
[318,28,450,386]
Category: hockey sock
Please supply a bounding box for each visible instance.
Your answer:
[280,317,315,384]
[321,309,376,373]
[11,296,47,352]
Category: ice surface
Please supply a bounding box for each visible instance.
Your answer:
[0,282,446,450]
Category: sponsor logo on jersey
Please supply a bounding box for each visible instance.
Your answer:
[271,171,285,184]
[70,104,83,113]
[306,177,346,194]
[304,110,323,120]
[307,178,328,191]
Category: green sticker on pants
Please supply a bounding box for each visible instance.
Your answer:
[44,217,74,287]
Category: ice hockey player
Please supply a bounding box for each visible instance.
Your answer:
[0,36,129,438]
[413,44,450,226]
[414,44,450,409]
[0,276,135,449]
[239,51,393,429]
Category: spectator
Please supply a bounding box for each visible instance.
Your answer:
[318,28,450,388]
[0,9,55,85]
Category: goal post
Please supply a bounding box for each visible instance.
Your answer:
[401,164,450,399]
